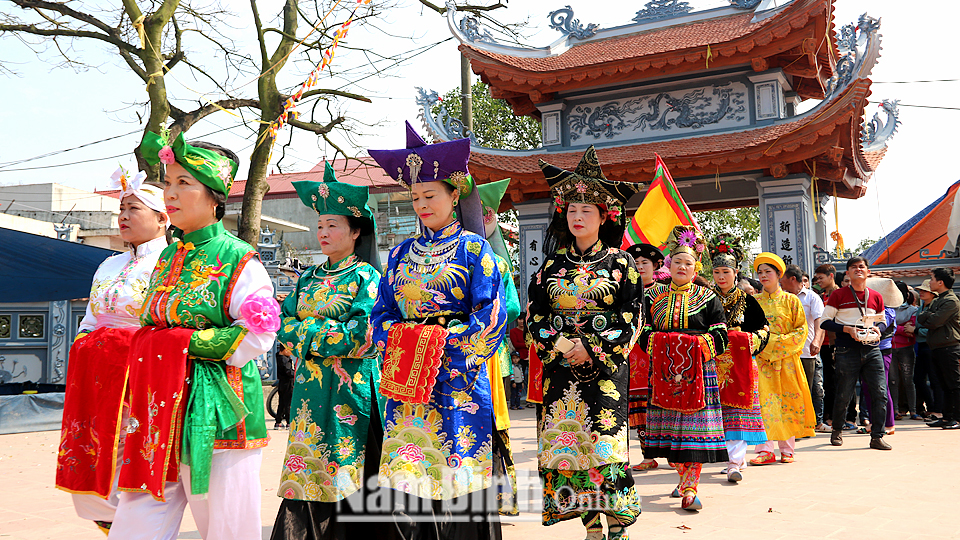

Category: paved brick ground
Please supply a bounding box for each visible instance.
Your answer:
[2,406,957,539]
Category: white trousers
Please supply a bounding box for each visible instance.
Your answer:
[725,439,748,469]
[108,448,262,540]
[72,407,128,522]
[756,437,796,455]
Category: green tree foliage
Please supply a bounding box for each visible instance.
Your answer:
[694,207,761,278]
[435,82,541,150]
[853,237,878,254]
[695,207,761,245]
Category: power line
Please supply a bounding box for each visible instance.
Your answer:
[0,151,134,173]
[0,124,244,173]
[0,128,143,169]
[868,100,960,112]
[872,78,960,84]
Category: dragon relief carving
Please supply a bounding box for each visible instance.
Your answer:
[568,99,644,140]
[568,83,747,141]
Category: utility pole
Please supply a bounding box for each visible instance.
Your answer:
[460,55,473,132]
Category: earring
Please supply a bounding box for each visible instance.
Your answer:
[452,209,458,220]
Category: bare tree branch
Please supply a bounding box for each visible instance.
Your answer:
[13,0,128,40]
[417,0,507,15]
[170,98,261,132]
[0,23,140,54]
[298,88,371,103]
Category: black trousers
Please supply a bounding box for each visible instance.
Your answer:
[276,353,295,424]
[822,344,836,422]
[915,342,944,414]
[931,345,960,422]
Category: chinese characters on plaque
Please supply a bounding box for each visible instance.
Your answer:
[772,209,796,267]
[519,224,546,309]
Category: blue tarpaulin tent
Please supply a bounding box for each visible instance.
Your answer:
[0,227,117,302]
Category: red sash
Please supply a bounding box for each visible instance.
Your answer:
[56,327,133,498]
[650,332,706,413]
[118,326,193,501]
[716,331,757,410]
[628,345,651,393]
[379,323,448,404]
[527,346,543,403]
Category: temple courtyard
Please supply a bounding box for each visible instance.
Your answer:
[1,404,957,539]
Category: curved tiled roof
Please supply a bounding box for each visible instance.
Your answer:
[469,78,875,203]
[462,0,835,105]
[861,180,960,265]
[467,11,763,72]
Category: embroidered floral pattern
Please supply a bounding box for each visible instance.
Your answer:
[276,259,382,503]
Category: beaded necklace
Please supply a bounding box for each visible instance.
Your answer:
[317,253,359,277]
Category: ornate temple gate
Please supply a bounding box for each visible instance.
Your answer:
[419,0,899,307]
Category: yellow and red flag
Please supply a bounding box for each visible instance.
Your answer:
[621,154,699,252]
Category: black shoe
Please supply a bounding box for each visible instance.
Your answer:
[942,421,960,429]
[927,419,949,428]
[831,430,843,446]
[870,437,892,450]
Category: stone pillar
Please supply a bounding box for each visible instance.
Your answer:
[48,299,68,384]
[536,101,566,147]
[756,174,817,274]
[748,69,790,121]
[514,199,553,309]
[814,195,831,253]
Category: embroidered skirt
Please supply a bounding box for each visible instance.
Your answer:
[644,359,728,464]
[627,391,648,431]
[541,463,642,527]
[721,361,767,444]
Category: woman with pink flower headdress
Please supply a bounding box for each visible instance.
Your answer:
[109,132,280,540]
[623,242,666,473]
[639,225,729,511]
[527,146,643,540]
[268,163,388,540]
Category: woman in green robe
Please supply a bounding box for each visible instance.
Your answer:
[270,163,386,540]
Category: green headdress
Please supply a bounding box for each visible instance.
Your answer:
[293,162,380,271]
[293,162,376,235]
[477,178,514,275]
[140,129,239,196]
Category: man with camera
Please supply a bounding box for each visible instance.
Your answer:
[916,268,960,430]
[819,257,893,450]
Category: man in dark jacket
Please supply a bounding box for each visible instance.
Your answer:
[917,267,960,429]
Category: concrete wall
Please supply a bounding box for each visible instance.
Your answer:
[225,197,321,252]
[7,210,118,231]
[0,214,78,241]
[0,183,119,213]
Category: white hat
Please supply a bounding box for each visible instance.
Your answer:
[865,277,903,306]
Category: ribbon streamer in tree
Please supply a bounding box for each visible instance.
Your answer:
[263,0,372,146]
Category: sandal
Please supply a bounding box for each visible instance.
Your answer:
[815,423,833,433]
[631,460,658,472]
[749,451,776,466]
